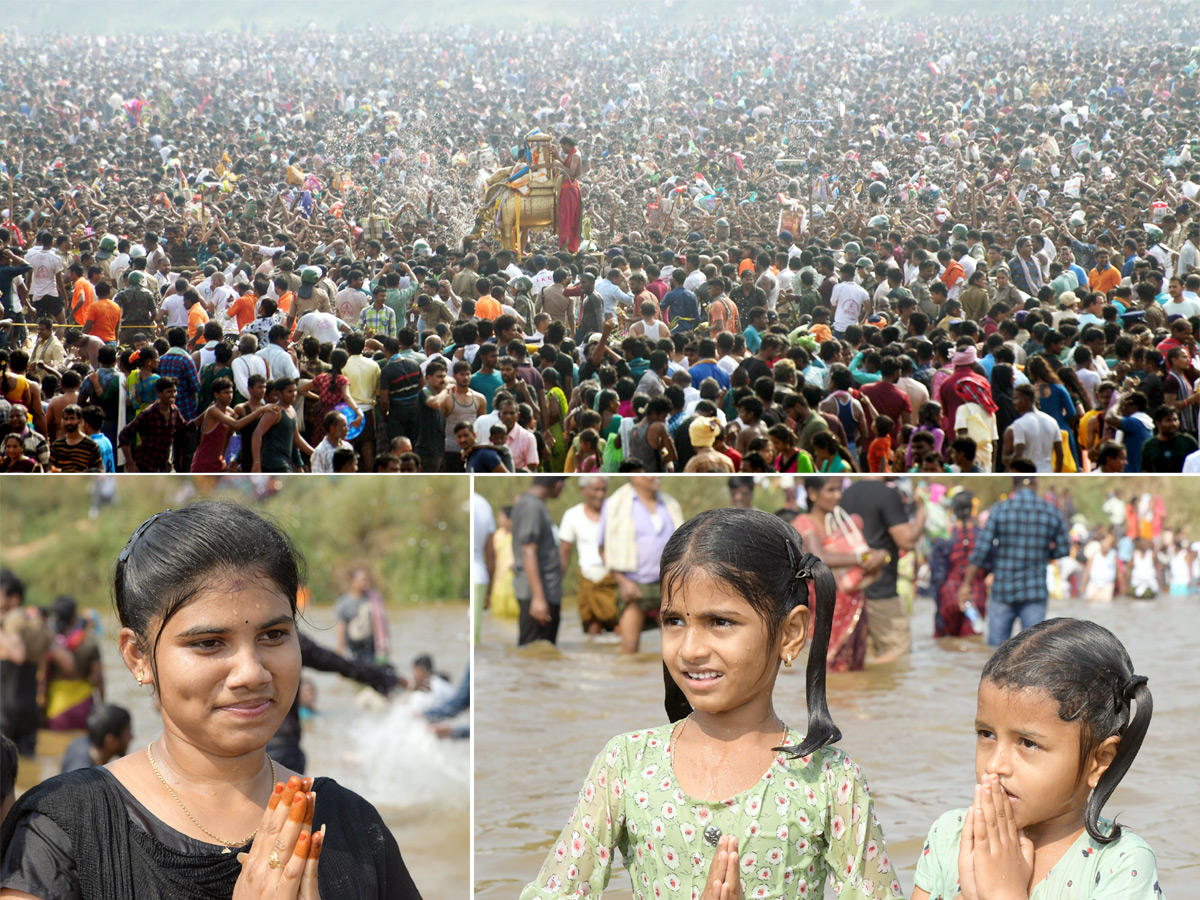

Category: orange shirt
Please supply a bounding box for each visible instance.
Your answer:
[1088,265,1122,294]
[72,278,96,326]
[708,294,738,337]
[868,435,893,473]
[941,259,965,290]
[276,291,294,314]
[738,258,756,275]
[85,298,122,343]
[188,302,210,345]
[475,296,503,320]
[227,293,258,331]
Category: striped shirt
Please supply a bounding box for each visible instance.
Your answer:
[49,437,103,472]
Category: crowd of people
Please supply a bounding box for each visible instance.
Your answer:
[2,1,1199,472]
[0,557,467,776]
[475,475,1197,664]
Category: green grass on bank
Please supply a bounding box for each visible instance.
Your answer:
[0,475,470,611]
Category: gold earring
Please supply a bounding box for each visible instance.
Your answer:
[136,670,144,685]
[783,655,793,668]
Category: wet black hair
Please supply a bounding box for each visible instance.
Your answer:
[981,618,1151,844]
[658,508,840,759]
[0,735,16,803]
[113,502,304,686]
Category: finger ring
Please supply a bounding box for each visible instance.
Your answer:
[268,851,283,869]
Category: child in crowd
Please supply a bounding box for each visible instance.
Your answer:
[868,414,894,473]
[912,618,1160,899]
[521,508,904,900]
[576,428,602,473]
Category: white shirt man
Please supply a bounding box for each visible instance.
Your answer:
[258,339,301,380]
[530,266,555,294]
[335,284,370,325]
[595,274,635,319]
[959,252,977,282]
[1010,406,1061,472]
[558,493,610,586]
[311,430,353,473]
[830,275,868,334]
[160,291,189,328]
[208,278,239,335]
[231,350,268,400]
[25,245,63,302]
[294,310,347,346]
[1177,233,1199,277]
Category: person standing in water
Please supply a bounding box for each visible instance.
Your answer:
[521,509,904,900]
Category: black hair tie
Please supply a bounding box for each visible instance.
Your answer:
[1122,674,1148,702]
[795,552,821,582]
[117,510,170,564]
[784,540,818,587]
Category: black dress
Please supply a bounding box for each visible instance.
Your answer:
[0,767,422,900]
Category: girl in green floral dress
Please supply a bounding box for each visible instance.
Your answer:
[521,508,905,900]
[912,618,1161,900]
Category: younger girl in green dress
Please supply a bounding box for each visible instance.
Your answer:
[521,508,904,900]
[912,618,1161,900]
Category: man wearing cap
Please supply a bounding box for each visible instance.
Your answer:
[416,291,455,338]
[94,234,120,283]
[1146,227,1173,276]
[114,271,157,332]
[288,266,332,332]
[911,258,939,319]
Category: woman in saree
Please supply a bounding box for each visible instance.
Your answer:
[542,367,569,472]
[791,476,886,672]
[928,490,989,638]
[554,137,583,253]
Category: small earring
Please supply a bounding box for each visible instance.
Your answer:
[136,670,144,685]
[783,655,793,668]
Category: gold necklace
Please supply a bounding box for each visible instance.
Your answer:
[146,742,276,853]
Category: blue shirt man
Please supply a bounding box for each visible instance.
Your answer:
[965,479,1070,645]
[660,271,700,333]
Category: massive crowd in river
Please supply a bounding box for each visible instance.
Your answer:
[1,2,1199,472]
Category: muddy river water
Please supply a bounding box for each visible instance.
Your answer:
[475,593,1196,899]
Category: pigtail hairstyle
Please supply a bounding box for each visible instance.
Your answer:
[659,508,842,759]
[981,617,1152,844]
